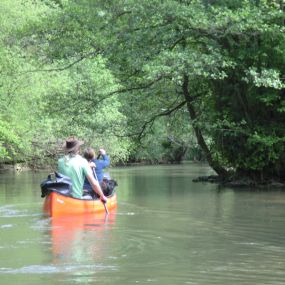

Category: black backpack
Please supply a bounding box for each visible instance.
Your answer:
[40,172,73,198]
[101,178,118,196]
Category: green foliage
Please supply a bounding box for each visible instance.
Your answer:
[204,1,285,178]
[1,0,285,181]
[96,0,285,178]
[0,0,54,163]
[0,119,24,161]
[130,118,192,164]
[0,0,131,166]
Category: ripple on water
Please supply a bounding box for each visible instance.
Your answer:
[30,217,52,230]
[0,224,13,228]
[0,205,41,218]
[0,264,118,274]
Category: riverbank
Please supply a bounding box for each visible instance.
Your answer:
[193,175,285,189]
[0,163,31,173]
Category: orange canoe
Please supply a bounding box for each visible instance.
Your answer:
[43,191,117,217]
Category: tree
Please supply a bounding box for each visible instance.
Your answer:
[0,0,131,165]
[2,0,285,183]
[93,0,285,180]
[0,0,55,162]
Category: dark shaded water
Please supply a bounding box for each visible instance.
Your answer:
[0,163,285,284]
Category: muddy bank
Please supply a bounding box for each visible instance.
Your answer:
[193,175,285,188]
[0,163,30,172]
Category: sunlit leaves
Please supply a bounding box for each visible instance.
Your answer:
[1,0,285,176]
[244,68,284,89]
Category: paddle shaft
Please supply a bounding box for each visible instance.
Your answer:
[92,167,109,214]
[103,200,109,214]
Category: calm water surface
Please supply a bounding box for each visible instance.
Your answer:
[0,163,285,285]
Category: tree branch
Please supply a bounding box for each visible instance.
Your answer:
[135,100,187,141]
[16,49,102,75]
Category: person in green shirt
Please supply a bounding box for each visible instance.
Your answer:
[58,136,107,202]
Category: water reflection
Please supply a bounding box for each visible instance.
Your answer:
[50,211,117,265]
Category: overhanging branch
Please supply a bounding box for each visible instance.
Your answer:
[135,100,187,141]
[15,49,102,75]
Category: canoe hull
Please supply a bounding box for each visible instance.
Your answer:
[43,191,117,217]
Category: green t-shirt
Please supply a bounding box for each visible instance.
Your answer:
[58,154,91,199]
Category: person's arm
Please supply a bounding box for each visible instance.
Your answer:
[86,171,107,202]
[98,149,110,168]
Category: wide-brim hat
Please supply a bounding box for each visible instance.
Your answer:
[63,136,84,153]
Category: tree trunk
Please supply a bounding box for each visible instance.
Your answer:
[182,74,228,178]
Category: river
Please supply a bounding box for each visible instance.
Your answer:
[0,163,285,284]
